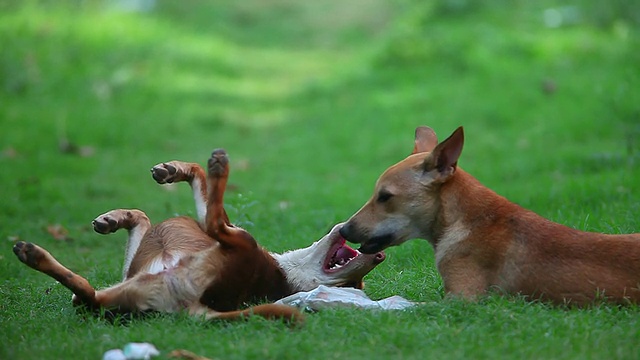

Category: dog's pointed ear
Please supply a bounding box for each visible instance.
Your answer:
[412,126,439,154]
[423,126,464,178]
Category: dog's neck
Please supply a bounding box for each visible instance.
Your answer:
[431,169,519,243]
[425,169,509,268]
[270,247,317,294]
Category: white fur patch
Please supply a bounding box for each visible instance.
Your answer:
[191,177,207,223]
[122,225,145,280]
[435,221,471,266]
[143,252,182,275]
[145,258,167,275]
[271,244,323,292]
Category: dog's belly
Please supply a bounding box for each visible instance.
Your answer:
[139,256,177,275]
[161,267,204,310]
[136,252,222,312]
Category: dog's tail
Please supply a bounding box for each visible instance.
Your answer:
[208,304,304,326]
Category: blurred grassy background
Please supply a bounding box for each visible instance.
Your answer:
[1,0,639,359]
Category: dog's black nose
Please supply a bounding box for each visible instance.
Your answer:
[339,222,355,242]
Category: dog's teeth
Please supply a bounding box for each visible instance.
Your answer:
[329,256,356,270]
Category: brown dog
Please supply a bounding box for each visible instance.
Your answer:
[14,150,384,325]
[340,126,640,305]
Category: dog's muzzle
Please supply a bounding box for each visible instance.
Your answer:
[357,233,394,254]
[340,222,394,254]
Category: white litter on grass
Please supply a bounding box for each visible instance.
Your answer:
[275,285,419,311]
[103,349,126,360]
[103,342,160,360]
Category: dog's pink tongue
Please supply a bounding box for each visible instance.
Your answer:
[336,245,358,261]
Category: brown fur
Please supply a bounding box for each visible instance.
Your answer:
[14,149,302,324]
[341,126,640,305]
[126,216,211,279]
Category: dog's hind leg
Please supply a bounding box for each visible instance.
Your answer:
[151,161,208,224]
[13,241,99,308]
[90,272,181,314]
[92,209,151,280]
[188,302,304,326]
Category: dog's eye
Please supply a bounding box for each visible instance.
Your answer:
[377,190,393,203]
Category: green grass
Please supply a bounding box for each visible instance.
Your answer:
[1,0,640,359]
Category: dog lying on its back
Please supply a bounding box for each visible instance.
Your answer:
[14,150,385,325]
[340,126,640,305]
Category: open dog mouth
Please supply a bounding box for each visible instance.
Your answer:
[324,239,359,272]
[323,234,385,273]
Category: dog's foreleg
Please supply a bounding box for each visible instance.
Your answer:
[13,241,99,308]
[92,209,151,280]
[188,302,304,326]
[151,161,208,223]
[439,258,488,300]
[205,149,231,230]
[204,149,256,250]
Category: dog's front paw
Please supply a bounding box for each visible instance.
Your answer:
[92,210,132,234]
[92,214,119,234]
[207,149,229,177]
[13,241,46,269]
[151,162,178,184]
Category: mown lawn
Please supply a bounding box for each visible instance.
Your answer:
[1,0,639,359]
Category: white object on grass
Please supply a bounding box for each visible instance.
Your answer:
[123,343,160,359]
[103,349,126,360]
[103,343,160,360]
[275,285,418,311]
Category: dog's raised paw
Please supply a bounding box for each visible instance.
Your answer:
[92,213,121,234]
[13,241,45,269]
[151,163,178,184]
[208,149,229,176]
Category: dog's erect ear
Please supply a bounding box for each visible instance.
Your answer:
[412,126,439,154]
[423,126,464,178]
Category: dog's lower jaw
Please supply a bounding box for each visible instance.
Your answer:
[357,233,395,254]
